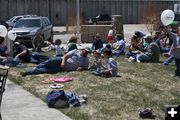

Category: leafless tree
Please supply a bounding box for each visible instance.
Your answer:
[141,2,161,35]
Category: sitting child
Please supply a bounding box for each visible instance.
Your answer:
[112,34,126,57]
[49,39,64,57]
[89,50,102,72]
[93,49,118,77]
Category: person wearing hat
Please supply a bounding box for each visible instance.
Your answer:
[136,35,160,63]
[21,48,90,76]
[125,35,142,59]
[66,36,78,52]
[112,34,125,57]
[134,31,145,39]
[134,31,146,49]
[91,33,103,52]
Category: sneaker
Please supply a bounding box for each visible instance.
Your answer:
[50,84,64,89]
[79,94,88,104]
[16,64,26,68]
[171,74,180,78]
[163,63,169,66]
[136,59,141,63]
[128,57,135,62]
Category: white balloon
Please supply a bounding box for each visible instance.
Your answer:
[8,30,17,40]
[0,25,7,37]
[161,9,175,26]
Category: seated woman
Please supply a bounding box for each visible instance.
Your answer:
[125,35,143,60]
[66,36,78,52]
[112,34,126,57]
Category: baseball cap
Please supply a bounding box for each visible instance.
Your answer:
[135,31,145,38]
[143,34,152,39]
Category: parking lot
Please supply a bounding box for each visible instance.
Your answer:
[53,24,150,44]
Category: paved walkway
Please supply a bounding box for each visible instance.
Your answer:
[2,80,72,120]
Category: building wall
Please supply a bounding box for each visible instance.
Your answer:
[0,0,179,25]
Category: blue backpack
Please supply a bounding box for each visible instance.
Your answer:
[45,90,68,108]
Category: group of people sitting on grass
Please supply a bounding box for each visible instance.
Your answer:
[0,35,118,77]
[0,25,180,78]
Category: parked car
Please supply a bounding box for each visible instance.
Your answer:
[13,16,53,47]
[6,15,37,27]
[88,14,112,25]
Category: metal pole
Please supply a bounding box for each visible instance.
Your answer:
[76,0,80,35]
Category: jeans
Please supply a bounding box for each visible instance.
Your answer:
[125,51,137,58]
[175,58,180,76]
[136,53,151,62]
[30,52,50,64]
[161,48,169,53]
[112,50,125,57]
[25,57,62,75]
[163,55,174,65]
[0,58,21,66]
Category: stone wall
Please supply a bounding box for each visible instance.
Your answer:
[81,25,124,43]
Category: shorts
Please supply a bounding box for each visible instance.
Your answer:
[107,36,113,42]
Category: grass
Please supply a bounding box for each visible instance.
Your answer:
[8,54,180,120]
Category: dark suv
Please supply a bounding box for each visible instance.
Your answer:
[88,14,112,25]
[13,16,53,47]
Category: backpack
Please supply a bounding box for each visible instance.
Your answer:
[45,90,68,108]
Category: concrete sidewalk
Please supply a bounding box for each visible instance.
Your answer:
[2,80,72,120]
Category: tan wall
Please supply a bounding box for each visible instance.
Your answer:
[81,25,124,43]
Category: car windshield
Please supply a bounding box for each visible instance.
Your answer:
[14,19,40,28]
[7,16,16,22]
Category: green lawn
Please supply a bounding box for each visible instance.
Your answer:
[8,55,180,120]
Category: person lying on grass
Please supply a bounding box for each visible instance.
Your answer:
[20,48,90,76]
[92,49,118,77]
[13,42,50,64]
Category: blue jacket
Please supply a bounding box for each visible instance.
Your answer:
[92,39,103,50]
